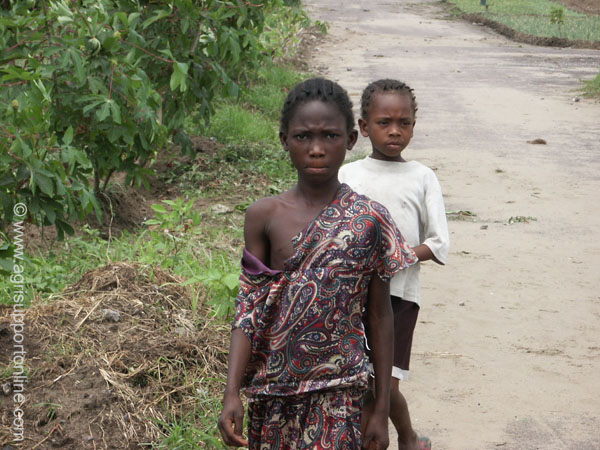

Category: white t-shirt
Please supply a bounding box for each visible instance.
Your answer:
[339,157,449,306]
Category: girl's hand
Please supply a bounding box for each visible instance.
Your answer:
[361,410,389,450]
[218,393,248,447]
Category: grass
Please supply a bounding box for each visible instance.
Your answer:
[445,0,600,41]
[581,73,600,97]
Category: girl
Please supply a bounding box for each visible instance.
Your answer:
[218,78,416,449]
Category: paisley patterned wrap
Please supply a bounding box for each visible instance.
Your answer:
[233,184,416,448]
[248,386,363,450]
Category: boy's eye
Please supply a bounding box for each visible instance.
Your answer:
[326,133,339,139]
[295,133,308,140]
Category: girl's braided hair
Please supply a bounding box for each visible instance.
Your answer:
[280,78,355,134]
[360,79,418,119]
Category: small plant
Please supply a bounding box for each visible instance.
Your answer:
[183,254,239,318]
[32,402,62,423]
[145,199,200,236]
[549,6,565,36]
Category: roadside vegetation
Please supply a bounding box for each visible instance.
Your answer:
[581,73,600,97]
[444,0,600,41]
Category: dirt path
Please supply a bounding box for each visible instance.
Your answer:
[303,1,600,449]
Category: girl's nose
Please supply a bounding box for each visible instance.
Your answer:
[309,140,325,156]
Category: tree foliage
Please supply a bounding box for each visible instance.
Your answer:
[0,0,288,237]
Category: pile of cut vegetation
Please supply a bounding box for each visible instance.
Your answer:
[0,263,229,449]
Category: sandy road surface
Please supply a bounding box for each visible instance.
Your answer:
[302,1,600,449]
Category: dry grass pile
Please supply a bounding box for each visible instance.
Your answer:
[0,262,229,449]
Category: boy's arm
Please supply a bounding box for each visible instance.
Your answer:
[362,274,393,450]
[412,243,436,263]
[420,171,450,265]
[218,201,271,446]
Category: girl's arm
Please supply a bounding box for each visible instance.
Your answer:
[218,201,271,447]
[218,329,250,447]
[362,274,394,450]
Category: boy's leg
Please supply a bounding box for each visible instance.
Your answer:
[390,377,419,449]
[390,297,425,450]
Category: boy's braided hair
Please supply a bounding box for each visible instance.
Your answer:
[280,78,355,134]
[360,79,418,119]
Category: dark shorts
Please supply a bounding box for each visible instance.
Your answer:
[391,296,420,380]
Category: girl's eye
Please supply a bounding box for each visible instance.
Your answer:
[295,134,308,140]
[326,133,339,139]
[377,120,388,126]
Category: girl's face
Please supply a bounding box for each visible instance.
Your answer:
[280,100,357,183]
[359,92,415,162]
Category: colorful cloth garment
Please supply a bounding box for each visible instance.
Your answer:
[248,387,363,450]
[233,183,416,398]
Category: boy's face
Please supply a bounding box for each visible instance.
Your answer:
[359,92,415,162]
[280,100,357,182]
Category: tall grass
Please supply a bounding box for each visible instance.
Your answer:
[446,0,600,41]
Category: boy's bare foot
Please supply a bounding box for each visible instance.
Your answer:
[397,434,431,450]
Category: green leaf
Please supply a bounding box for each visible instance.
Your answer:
[170,62,189,92]
[83,99,104,115]
[110,101,122,124]
[57,15,73,25]
[151,204,167,213]
[115,12,128,27]
[0,257,13,273]
[222,273,240,291]
[96,101,111,121]
[55,219,75,240]
[142,9,172,29]
[33,172,54,196]
[128,12,141,26]
[0,175,14,188]
[42,202,57,224]
[63,126,74,145]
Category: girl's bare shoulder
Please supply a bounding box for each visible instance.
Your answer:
[245,190,296,224]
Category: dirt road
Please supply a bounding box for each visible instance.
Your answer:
[303,1,600,449]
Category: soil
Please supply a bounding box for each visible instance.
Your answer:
[555,0,600,15]
[1,263,229,449]
[302,0,600,449]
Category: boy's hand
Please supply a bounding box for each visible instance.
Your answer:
[218,393,248,447]
[361,410,389,450]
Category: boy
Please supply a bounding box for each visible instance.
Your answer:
[339,79,450,450]
[218,78,416,449]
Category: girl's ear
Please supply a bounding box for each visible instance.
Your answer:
[279,131,288,150]
[347,129,358,151]
[358,118,369,138]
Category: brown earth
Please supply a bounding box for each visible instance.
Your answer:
[556,0,600,15]
[1,263,229,449]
